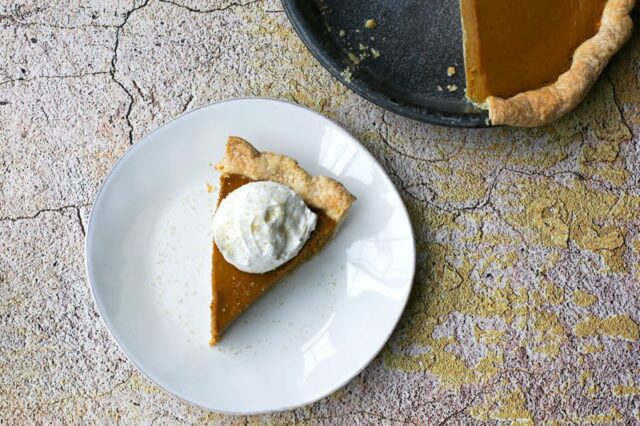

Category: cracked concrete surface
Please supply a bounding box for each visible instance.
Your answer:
[1,1,640,424]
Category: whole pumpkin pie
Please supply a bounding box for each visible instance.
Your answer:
[209,137,355,344]
[459,0,635,127]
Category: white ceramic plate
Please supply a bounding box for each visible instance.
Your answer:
[86,98,415,414]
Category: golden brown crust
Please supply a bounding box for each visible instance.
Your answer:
[488,0,635,127]
[216,136,356,223]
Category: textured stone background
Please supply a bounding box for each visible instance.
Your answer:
[1,1,640,424]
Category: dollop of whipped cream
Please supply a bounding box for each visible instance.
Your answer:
[213,181,318,274]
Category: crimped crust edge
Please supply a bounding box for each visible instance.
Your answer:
[215,136,356,223]
[487,0,635,127]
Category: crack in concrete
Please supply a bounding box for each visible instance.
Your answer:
[0,71,110,87]
[389,148,628,219]
[76,207,86,236]
[42,370,135,408]
[39,105,50,125]
[605,70,635,141]
[0,15,118,30]
[487,203,527,246]
[379,110,451,164]
[402,167,502,214]
[0,2,131,29]
[502,165,623,194]
[298,410,415,425]
[110,0,151,146]
[502,166,587,182]
[107,0,246,145]
[158,0,263,13]
[0,204,90,223]
[149,407,186,424]
[436,400,474,426]
[434,369,515,425]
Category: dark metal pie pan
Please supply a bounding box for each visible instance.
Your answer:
[281,0,489,128]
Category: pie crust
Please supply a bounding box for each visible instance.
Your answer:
[486,0,635,127]
[216,136,355,223]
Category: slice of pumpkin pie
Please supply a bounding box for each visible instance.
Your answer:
[210,137,355,344]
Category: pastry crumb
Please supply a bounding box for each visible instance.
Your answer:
[365,18,377,29]
[341,67,353,83]
[447,66,456,76]
[371,48,380,58]
[339,29,345,37]
[206,182,216,193]
[447,84,458,92]
[437,85,443,91]
[359,43,367,51]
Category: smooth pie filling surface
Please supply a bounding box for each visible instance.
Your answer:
[210,173,336,344]
[461,0,607,105]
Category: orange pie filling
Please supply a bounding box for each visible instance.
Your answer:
[460,0,607,105]
[210,173,337,344]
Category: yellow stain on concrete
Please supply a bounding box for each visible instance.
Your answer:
[475,351,504,381]
[573,290,598,307]
[578,138,630,188]
[502,178,636,272]
[383,240,513,388]
[583,407,623,424]
[575,315,640,341]
[581,343,604,353]
[580,370,593,388]
[383,125,639,387]
[633,240,640,280]
[582,141,620,163]
[544,280,565,306]
[474,325,505,345]
[578,370,600,397]
[433,168,489,205]
[478,251,520,276]
[588,384,600,397]
[200,413,245,425]
[129,373,159,395]
[613,385,640,397]
[521,195,571,247]
[442,264,463,290]
[471,388,534,425]
[532,309,567,358]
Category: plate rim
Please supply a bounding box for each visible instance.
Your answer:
[84,97,416,414]
[280,0,490,128]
